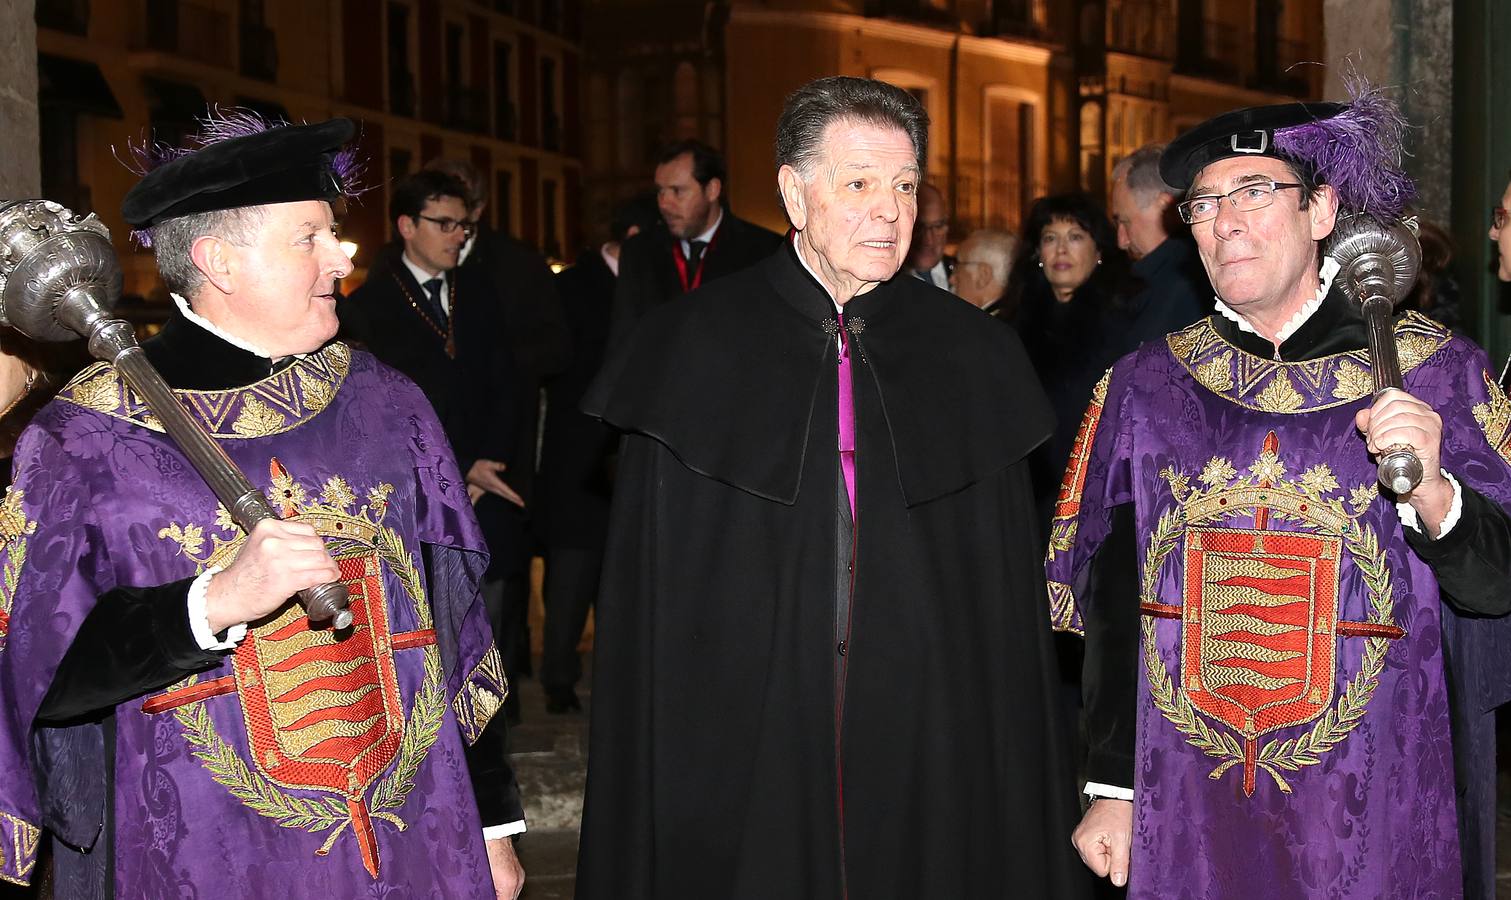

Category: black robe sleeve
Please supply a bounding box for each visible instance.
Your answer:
[1404,482,1511,616]
[37,578,225,724]
[1080,504,1139,790]
[38,582,528,831]
[463,714,525,829]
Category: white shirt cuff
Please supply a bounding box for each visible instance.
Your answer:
[483,820,526,840]
[187,567,247,651]
[1396,470,1463,538]
[1083,782,1134,802]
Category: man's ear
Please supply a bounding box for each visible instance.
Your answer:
[777,166,807,231]
[189,235,235,295]
[704,177,723,206]
[397,215,418,242]
[1309,184,1340,241]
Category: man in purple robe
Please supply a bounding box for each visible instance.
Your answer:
[0,114,526,898]
[1050,93,1511,898]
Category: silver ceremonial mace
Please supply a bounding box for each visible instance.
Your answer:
[1329,213,1424,495]
[0,199,353,629]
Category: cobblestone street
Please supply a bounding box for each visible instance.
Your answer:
[511,671,589,900]
[504,670,1511,899]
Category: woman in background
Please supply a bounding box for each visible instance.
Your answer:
[1004,193,1137,513]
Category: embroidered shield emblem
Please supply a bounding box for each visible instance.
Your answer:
[1181,527,1341,740]
[234,551,404,795]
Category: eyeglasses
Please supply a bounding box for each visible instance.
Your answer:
[1494,207,1508,231]
[418,214,477,236]
[919,219,949,234]
[1177,180,1305,225]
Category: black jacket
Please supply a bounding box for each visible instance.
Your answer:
[339,246,529,578]
[538,248,616,549]
[606,213,783,352]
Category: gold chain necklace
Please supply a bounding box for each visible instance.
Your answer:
[391,270,458,358]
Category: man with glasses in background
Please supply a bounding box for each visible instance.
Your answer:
[904,182,955,289]
[1049,97,1511,898]
[340,171,530,709]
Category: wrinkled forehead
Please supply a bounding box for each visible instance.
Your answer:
[813,118,920,175]
[1189,155,1299,197]
[247,198,337,234]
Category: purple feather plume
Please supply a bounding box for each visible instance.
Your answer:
[119,106,367,247]
[1273,78,1415,220]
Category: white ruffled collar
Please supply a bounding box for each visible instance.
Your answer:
[172,293,297,361]
[1213,256,1341,344]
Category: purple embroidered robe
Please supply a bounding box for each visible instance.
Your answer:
[0,344,507,898]
[1046,312,1511,898]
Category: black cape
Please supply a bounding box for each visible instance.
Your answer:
[576,243,1091,899]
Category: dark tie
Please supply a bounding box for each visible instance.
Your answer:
[422,277,449,327]
[686,239,708,268]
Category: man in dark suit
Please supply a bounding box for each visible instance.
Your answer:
[425,159,570,696]
[338,171,530,711]
[606,140,783,350]
[537,195,659,714]
[1108,142,1210,349]
[904,182,956,289]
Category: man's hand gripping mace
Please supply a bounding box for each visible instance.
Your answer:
[0,200,353,629]
[1330,213,1425,496]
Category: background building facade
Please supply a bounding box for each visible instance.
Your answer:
[583,0,1323,240]
[35,0,585,301]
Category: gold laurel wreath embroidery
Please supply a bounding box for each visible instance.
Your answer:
[0,489,37,649]
[163,474,445,853]
[1141,461,1397,794]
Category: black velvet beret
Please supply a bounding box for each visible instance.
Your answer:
[121,118,355,227]
[1159,102,1344,192]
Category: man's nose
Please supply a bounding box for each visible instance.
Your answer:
[1212,200,1244,238]
[326,243,354,277]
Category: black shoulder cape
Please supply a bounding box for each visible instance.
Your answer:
[577,244,1090,899]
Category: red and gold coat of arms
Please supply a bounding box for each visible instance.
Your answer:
[1139,433,1404,796]
[143,461,497,877]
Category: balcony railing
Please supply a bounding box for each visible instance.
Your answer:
[389,70,416,117]
[988,0,1048,39]
[495,99,518,142]
[1252,37,1311,95]
[1176,19,1244,82]
[239,23,278,82]
[1107,0,1170,59]
[446,86,490,134]
[135,0,232,69]
[542,113,561,152]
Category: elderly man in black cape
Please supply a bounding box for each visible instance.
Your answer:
[576,76,1088,900]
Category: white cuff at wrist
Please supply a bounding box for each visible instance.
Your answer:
[483,820,526,841]
[188,567,246,651]
[1083,781,1134,802]
[1396,470,1462,538]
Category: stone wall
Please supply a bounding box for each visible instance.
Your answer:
[1323,0,1453,219]
[0,0,39,199]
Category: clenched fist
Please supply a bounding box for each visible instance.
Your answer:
[205,519,341,632]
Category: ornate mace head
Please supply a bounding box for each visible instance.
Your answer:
[0,199,122,346]
[1329,213,1422,309]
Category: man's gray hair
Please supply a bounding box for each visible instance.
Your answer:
[960,228,1016,287]
[148,206,267,298]
[1111,144,1177,204]
[775,77,929,179]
